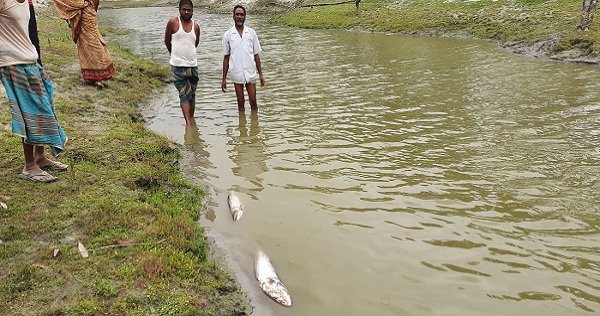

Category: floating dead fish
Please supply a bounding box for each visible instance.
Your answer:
[255,250,292,307]
[0,202,6,210]
[53,248,60,258]
[78,241,89,258]
[228,191,243,221]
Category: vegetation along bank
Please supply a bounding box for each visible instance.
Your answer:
[1,0,596,314]
[273,0,600,64]
[0,6,249,315]
[104,0,600,64]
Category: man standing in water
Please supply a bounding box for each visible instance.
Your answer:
[165,0,200,126]
[221,5,264,112]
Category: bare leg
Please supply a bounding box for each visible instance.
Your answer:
[246,83,258,112]
[190,99,196,119]
[21,141,55,181]
[190,83,197,119]
[23,142,37,170]
[33,145,45,165]
[181,102,195,126]
[234,83,246,112]
[31,145,68,171]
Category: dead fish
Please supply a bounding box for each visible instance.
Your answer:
[228,191,243,221]
[255,250,292,307]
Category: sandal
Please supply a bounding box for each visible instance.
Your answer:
[17,170,57,183]
[38,160,69,171]
[84,80,104,89]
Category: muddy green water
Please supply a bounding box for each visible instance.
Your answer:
[103,7,600,315]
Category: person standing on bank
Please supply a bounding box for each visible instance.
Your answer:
[221,5,264,112]
[0,0,69,183]
[165,0,200,126]
[52,0,115,88]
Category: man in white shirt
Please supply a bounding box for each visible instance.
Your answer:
[221,5,264,112]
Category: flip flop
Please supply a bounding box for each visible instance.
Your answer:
[17,170,57,183]
[38,160,69,171]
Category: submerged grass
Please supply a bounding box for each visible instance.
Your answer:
[0,7,247,316]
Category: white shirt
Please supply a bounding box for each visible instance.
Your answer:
[0,0,39,67]
[169,17,198,67]
[222,25,261,83]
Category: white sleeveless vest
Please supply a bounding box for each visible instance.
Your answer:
[169,17,198,67]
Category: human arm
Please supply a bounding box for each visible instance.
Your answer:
[254,54,264,87]
[251,30,264,87]
[221,55,230,93]
[221,32,230,93]
[164,18,174,54]
[194,22,200,47]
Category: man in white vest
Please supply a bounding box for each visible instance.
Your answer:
[221,5,265,112]
[165,0,200,126]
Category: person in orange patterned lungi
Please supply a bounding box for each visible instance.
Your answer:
[52,0,115,88]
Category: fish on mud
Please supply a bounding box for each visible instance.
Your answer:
[228,191,243,221]
[255,250,292,307]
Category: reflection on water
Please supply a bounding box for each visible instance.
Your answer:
[183,123,217,222]
[103,7,600,316]
[182,121,215,174]
[230,111,267,198]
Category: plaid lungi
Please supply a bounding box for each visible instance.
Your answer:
[171,66,198,106]
[0,64,68,156]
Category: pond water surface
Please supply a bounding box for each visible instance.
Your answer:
[102,7,600,316]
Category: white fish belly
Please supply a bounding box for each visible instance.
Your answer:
[255,250,292,307]
[228,191,243,221]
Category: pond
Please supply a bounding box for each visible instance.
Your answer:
[102,7,600,315]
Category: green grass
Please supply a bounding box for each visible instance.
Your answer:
[273,0,600,58]
[102,0,179,9]
[0,7,247,316]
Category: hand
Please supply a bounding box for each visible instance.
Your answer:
[221,79,227,93]
[259,74,265,87]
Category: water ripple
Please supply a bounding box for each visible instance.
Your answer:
[104,8,600,315]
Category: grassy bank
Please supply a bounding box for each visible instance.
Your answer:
[273,0,600,63]
[0,7,248,316]
[102,0,179,9]
[102,0,298,14]
[102,0,600,63]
